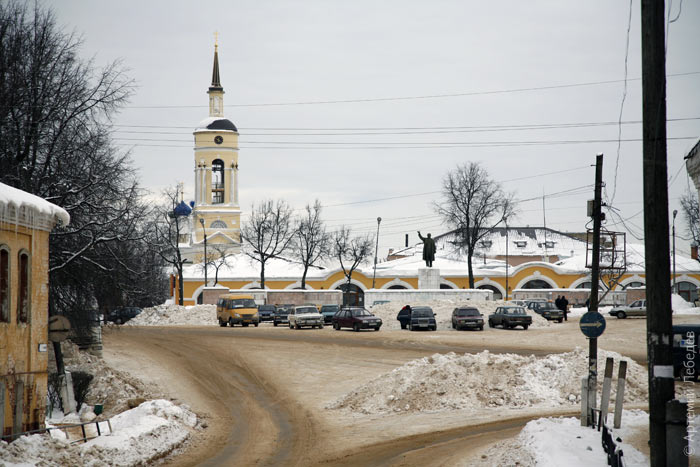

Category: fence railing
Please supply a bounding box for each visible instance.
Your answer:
[1,419,112,444]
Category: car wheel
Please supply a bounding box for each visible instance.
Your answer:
[374,326,380,331]
[523,325,529,330]
[409,324,414,331]
[558,318,563,323]
[488,320,494,328]
[430,326,436,331]
[353,323,360,332]
[242,323,249,327]
[289,322,293,329]
[295,323,301,329]
[254,322,258,327]
[320,324,324,329]
[479,326,484,331]
[218,319,226,327]
[229,318,234,327]
[617,311,626,319]
[333,322,340,330]
[115,318,122,325]
[451,321,455,329]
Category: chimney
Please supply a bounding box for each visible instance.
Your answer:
[692,244,698,260]
[405,233,409,247]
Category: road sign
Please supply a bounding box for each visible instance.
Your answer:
[580,311,606,338]
[48,315,71,342]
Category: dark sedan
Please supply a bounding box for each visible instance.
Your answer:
[332,307,382,331]
[528,302,564,322]
[257,304,276,322]
[105,307,141,324]
[408,306,436,331]
[451,307,484,331]
[273,305,292,327]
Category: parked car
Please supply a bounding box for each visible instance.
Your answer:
[396,305,412,329]
[408,306,437,331]
[527,302,564,322]
[507,300,528,307]
[488,306,532,330]
[273,305,292,326]
[451,307,484,331]
[609,300,647,319]
[672,324,700,380]
[332,307,382,331]
[257,304,276,322]
[320,304,341,324]
[288,305,324,329]
[216,294,259,327]
[523,299,547,308]
[105,307,141,324]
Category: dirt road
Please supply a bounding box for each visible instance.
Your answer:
[102,318,676,465]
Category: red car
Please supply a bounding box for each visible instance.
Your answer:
[332,307,382,332]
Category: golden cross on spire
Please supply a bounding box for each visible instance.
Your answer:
[214,31,219,49]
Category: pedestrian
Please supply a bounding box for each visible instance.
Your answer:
[555,295,562,310]
[561,295,569,321]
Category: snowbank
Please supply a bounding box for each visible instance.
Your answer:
[327,348,647,415]
[475,410,651,467]
[125,304,216,326]
[0,400,197,466]
[369,299,552,330]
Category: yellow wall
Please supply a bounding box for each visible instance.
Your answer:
[0,223,50,435]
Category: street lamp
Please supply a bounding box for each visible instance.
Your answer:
[505,217,509,301]
[673,209,678,295]
[199,218,208,287]
[372,217,382,289]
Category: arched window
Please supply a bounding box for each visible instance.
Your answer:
[576,281,592,289]
[210,220,227,229]
[677,281,698,303]
[440,283,454,289]
[336,283,364,306]
[387,285,407,290]
[17,250,30,323]
[623,281,645,289]
[521,279,552,289]
[477,284,503,300]
[211,159,224,204]
[0,246,9,323]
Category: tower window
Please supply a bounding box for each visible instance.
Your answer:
[210,220,227,229]
[212,159,224,204]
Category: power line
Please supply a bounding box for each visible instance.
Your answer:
[125,71,700,109]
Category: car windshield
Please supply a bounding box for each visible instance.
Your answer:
[351,309,371,317]
[322,306,340,313]
[539,303,558,310]
[258,305,275,311]
[503,307,525,314]
[412,308,433,317]
[296,307,316,314]
[232,299,256,308]
[456,308,479,316]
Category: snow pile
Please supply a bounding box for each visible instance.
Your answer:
[369,299,551,330]
[474,411,651,467]
[327,348,646,414]
[50,342,159,417]
[125,304,216,326]
[672,294,700,315]
[0,400,197,466]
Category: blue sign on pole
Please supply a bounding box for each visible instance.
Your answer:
[580,311,606,338]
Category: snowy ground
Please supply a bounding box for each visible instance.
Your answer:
[0,400,198,466]
[124,304,216,326]
[327,348,647,415]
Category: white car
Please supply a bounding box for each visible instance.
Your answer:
[609,300,646,319]
[288,306,324,329]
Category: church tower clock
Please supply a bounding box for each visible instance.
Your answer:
[192,40,241,256]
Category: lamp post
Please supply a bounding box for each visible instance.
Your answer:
[199,218,208,287]
[372,217,382,289]
[673,209,678,294]
[505,217,509,301]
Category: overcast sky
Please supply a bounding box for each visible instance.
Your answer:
[49,0,700,258]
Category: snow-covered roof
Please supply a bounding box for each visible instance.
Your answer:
[194,117,237,132]
[0,182,70,230]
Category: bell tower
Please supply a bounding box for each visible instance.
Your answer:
[192,38,241,257]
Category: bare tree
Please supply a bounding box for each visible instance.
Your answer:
[333,226,374,304]
[241,199,295,288]
[204,244,234,286]
[152,186,190,306]
[294,200,330,289]
[436,162,515,288]
[681,189,700,253]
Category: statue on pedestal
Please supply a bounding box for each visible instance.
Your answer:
[418,231,436,267]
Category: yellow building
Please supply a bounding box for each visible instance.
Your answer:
[189,41,242,259]
[1,183,69,438]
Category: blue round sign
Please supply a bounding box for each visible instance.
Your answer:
[579,311,606,338]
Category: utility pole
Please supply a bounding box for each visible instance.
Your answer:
[641,1,675,465]
[586,153,604,425]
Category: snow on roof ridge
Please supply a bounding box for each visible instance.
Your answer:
[0,182,70,227]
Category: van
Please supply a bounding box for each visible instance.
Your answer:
[217,294,259,327]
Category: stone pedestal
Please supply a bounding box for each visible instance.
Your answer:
[418,268,441,289]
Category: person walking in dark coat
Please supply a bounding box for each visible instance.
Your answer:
[555,295,562,311]
[560,295,569,321]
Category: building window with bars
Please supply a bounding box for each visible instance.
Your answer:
[212,159,224,204]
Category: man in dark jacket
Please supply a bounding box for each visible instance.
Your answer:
[418,231,436,267]
[560,295,569,321]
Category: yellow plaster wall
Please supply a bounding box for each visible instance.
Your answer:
[0,224,50,434]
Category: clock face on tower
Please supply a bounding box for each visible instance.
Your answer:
[214,135,223,145]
